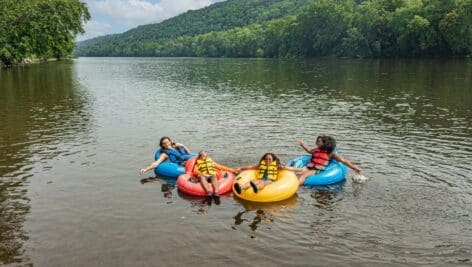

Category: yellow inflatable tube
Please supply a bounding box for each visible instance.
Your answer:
[233,169,299,202]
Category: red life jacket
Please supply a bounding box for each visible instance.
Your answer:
[310,148,330,170]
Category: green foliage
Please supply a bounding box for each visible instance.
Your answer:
[75,0,472,58]
[74,0,310,56]
[439,0,472,55]
[0,0,90,66]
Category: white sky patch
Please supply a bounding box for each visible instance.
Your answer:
[77,20,112,41]
[82,0,216,36]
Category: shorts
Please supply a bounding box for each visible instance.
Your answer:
[259,175,274,182]
[306,164,323,173]
[260,176,269,181]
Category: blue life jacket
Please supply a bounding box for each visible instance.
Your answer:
[162,147,187,164]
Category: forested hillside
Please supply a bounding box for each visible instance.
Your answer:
[75,0,472,58]
[74,0,309,55]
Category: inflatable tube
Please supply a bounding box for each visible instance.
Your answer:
[233,170,299,203]
[153,149,197,178]
[287,155,347,186]
[177,157,235,196]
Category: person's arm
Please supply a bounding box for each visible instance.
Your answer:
[296,139,314,153]
[192,165,199,176]
[215,163,237,174]
[139,153,168,175]
[331,152,361,175]
[235,165,258,174]
[174,142,190,153]
[280,165,303,172]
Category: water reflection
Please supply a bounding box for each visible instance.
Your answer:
[171,58,472,130]
[177,191,231,214]
[0,62,91,264]
[232,195,298,233]
[309,183,345,210]
[140,176,175,200]
[1,57,471,265]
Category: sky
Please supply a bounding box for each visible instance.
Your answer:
[78,0,223,41]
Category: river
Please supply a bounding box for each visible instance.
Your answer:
[0,57,471,266]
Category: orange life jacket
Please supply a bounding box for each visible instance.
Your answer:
[310,148,329,170]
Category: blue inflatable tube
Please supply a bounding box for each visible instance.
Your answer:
[287,155,347,186]
[153,149,197,178]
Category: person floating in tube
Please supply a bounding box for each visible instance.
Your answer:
[139,136,191,175]
[194,150,237,203]
[234,153,302,194]
[296,135,361,185]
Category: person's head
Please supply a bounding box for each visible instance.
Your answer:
[259,153,280,165]
[198,150,208,160]
[316,135,336,153]
[159,136,174,150]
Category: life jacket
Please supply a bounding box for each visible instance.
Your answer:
[310,148,330,170]
[257,160,278,181]
[163,147,187,164]
[196,157,216,176]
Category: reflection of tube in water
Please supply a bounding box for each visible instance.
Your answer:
[232,195,298,232]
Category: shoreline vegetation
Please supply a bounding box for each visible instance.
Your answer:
[2,0,471,68]
[0,0,90,68]
[75,0,472,59]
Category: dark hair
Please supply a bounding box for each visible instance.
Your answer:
[259,153,280,166]
[318,135,336,154]
[159,136,173,149]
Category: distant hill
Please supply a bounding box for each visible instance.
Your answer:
[75,0,472,58]
[75,0,311,56]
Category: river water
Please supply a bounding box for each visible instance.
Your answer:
[0,58,471,266]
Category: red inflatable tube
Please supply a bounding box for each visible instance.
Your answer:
[177,157,235,196]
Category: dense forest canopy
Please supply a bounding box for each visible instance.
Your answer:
[0,0,90,66]
[75,0,472,58]
[75,0,309,53]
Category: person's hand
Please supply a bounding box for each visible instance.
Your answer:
[352,165,361,175]
[139,168,148,175]
[296,139,304,146]
[174,142,183,147]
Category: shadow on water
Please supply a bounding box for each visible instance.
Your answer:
[232,195,298,233]
[0,62,91,264]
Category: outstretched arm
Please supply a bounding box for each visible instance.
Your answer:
[235,165,258,174]
[215,163,237,174]
[331,152,361,175]
[296,139,313,154]
[139,153,168,175]
[281,166,303,172]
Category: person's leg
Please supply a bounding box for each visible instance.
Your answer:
[198,174,212,195]
[250,179,263,193]
[298,169,318,185]
[257,180,272,190]
[210,175,221,204]
[234,181,251,194]
[210,175,219,196]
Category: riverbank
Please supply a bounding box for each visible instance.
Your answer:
[0,58,66,68]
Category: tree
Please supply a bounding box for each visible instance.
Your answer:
[0,0,90,66]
